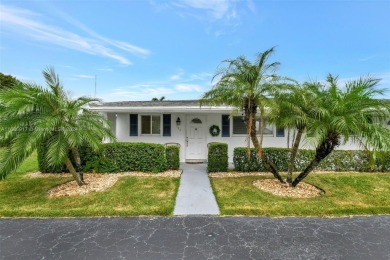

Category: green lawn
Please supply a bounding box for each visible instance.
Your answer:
[0,151,180,217]
[210,173,390,217]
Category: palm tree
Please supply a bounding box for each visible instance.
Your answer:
[268,82,323,186]
[201,47,287,183]
[291,74,390,187]
[0,67,115,185]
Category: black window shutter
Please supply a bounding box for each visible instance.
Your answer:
[222,115,230,137]
[276,127,284,137]
[163,114,171,136]
[130,114,138,136]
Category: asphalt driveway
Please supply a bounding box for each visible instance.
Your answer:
[1,216,389,260]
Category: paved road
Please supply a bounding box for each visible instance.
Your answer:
[174,164,219,215]
[1,216,389,260]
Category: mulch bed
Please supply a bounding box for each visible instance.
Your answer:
[253,179,324,198]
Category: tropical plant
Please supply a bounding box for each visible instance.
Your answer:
[152,96,165,101]
[268,82,323,185]
[0,67,115,185]
[0,72,21,89]
[290,75,390,187]
[201,47,288,182]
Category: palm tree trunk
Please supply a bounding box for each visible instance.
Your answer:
[249,120,285,183]
[71,147,84,183]
[64,156,85,186]
[244,99,284,183]
[258,111,264,158]
[287,128,304,186]
[292,131,340,187]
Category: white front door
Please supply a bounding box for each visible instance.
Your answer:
[186,115,206,160]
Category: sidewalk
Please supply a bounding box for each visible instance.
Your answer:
[173,163,220,215]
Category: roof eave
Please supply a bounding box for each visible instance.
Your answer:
[89,106,234,113]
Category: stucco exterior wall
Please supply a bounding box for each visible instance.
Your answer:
[109,112,365,163]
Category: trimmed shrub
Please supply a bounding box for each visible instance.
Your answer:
[233,148,296,172]
[208,143,228,172]
[166,145,180,170]
[233,147,388,172]
[89,142,167,173]
[38,142,169,173]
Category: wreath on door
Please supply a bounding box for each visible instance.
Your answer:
[209,125,220,137]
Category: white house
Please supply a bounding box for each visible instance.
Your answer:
[89,100,390,163]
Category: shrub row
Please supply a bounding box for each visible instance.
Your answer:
[38,142,181,173]
[233,148,390,172]
[208,142,228,172]
[88,143,167,173]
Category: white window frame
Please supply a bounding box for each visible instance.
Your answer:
[140,114,162,136]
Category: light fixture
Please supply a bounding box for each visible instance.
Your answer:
[176,117,181,126]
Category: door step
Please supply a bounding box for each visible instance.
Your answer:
[185,159,206,164]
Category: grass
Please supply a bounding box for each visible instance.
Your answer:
[0,150,180,217]
[2,149,390,217]
[210,173,390,217]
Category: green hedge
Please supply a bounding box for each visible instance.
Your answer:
[38,142,169,173]
[87,142,167,173]
[208,143,228,172]
[166,146,180,170]
[233,147,389,172]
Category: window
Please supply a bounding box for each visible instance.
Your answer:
[276,127,285,137]
[221,115,230,137]
[191,118,202,124]
[233,116,247,135]
[141,115,161,135]
[163,114,171,136]
[130,114,138,136]
[233,116,273,135]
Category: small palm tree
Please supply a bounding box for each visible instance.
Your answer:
[291,75,390,187]
[201,47,287,183]
[0,67,115,185]
[268,82,323,185]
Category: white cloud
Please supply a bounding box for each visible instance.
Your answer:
[108,86,175,100]
[167,0,254,37]
[57,11,150,58]
[170,74,181,80]
[0,4,150,65]
[169,69,184,80]
[174,0,231,20]
[188,72,213,81]
[106,70,211,101]
[76,74,95,79]
[169,70,212,82]
[175,84,202,92]
[98,68,113,72]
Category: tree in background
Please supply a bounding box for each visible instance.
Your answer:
[152,96,165,101]
[0,67,115,185]
[0,73,21,89]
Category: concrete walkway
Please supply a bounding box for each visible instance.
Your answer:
[174,163,220,215]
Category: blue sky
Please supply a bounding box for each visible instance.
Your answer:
[1,0,389,101]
